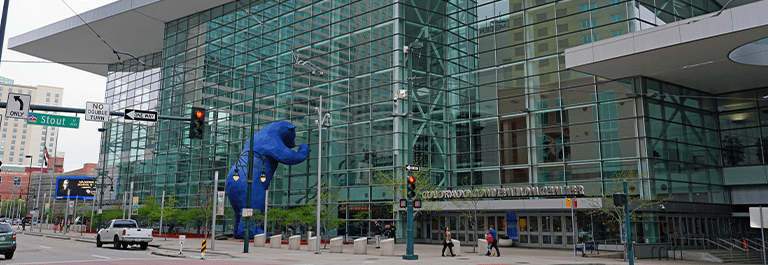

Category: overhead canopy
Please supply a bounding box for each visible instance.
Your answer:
[9,0,232,76]
[564,0,768,94]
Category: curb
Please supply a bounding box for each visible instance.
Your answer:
[151,251,187,259]
[155,245,236,258]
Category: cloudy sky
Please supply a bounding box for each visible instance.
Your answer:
[1,0,118,171]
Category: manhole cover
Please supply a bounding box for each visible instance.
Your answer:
[458,257,470,260]
[366,258,379,260]
[517,262,530,264]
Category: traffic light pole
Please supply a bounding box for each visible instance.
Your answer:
[402,41,421,261]
[624,181,634,265]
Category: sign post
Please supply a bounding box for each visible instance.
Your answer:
[179,235,185,255]
[749,206,768,265]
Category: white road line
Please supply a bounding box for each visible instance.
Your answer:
[39,246,51,249]
[91,255,112,259]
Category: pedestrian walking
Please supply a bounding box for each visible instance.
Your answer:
[66,220,71,233]
[389,223,396,239]
[485,231,495,257]
[53,222,58,233]
[374,221,382,249]
[489,225,500,257]
[442,227,455,257]
[59,220,64,233]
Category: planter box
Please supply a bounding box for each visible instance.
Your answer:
[498,238,513,247]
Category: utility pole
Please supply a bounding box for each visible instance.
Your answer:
[624,181,634,265]
[314,95,330,254]
[97,128,107,230]
[0,0,11,67]
[402,41,423,261]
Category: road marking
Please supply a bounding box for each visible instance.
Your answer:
[39,246,51,249]
[91,255,112,259]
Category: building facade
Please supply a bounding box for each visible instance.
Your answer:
[0,77,65,167]
[10,0,767,249]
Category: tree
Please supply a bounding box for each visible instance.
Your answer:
[137,196,162,227]
[722,135,745,166]
[193,183,215,239]
[584,169,668,260]
[372,166,442,213]
[449,192,489,253]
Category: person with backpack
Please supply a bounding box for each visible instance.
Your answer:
[488,225,500,257]
[374,221,383,249]
[389,223,396,238]
[485,231,495,257]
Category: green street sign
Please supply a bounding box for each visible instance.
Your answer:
[27,113,80,129]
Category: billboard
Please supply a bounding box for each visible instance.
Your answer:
[55,177,96,200]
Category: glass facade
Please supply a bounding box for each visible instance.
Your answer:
[99,0,738,244]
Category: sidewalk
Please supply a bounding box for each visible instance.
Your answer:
[18,226,753,264]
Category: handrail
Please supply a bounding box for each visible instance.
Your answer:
[743,238,763,252]
[705,238,731,251]
[719,238,746,251]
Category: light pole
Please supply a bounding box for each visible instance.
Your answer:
[231,149,266,254]
[314,95,331,254]
[402,40,423,261]
[24,155,32,221]
[97,128,108,230]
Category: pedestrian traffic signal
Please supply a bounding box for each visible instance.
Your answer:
[399,199,407,208]
[189,107,205,139]
[413,199,422,209]
[407,176,416,199]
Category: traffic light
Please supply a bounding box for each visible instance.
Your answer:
[613,191,628,206]
[407,175,416,200]
[413,200,422,209]
[399,199,407,208]
[189,107,205,139]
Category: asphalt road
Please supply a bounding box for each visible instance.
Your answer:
[1,234,240,264]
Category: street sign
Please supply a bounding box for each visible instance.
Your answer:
[28,113,80,129]
[216,191,225,215]
[242,208,253,217]
[5,93,30,120]
[85,102,112,122]
[405,164,420,172]
[124,109,158,122]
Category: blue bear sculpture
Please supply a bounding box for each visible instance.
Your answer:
[226,121,310,239]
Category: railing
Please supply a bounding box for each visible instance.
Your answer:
[740,238,762,252]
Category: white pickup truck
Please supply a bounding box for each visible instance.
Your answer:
[96,219,153,250]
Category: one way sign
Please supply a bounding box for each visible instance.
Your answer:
[124,109,158,122]
[5,93,30,120]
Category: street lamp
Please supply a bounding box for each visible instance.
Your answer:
[97,128,108,231]
[314,96,331,254]
[231,149,266,254]
[24,155,32,224]
[402,40,422,261]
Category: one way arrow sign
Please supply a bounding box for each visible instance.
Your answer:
[123,109,158,122]
[405,164,420,172]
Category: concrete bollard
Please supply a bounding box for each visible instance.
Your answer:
[354,237,367,254]
[254,234,266,247]
[288,235,301,250]
[478,238,488,252]
[380,238,395,256]
[308,236,318,252]
[270,235,282,248]
[452,239,461,255]
[330,236,344,253]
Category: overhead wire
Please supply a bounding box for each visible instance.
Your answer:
[59,0,145,65]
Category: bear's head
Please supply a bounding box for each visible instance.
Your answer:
[262,121,298,148]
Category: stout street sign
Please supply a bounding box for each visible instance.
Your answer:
[27,113,80,129]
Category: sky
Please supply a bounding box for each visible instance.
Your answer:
[1,0,119,171]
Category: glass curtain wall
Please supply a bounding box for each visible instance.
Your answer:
[104,53,162,205]
[642,77,725,204]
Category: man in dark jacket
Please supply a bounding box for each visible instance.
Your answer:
[374,221,383,248]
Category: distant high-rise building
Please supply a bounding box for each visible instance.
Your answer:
[0,77,64,167]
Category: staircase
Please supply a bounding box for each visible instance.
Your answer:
[706,249,765,264]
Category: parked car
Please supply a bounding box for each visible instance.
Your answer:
[96,219,153,250]
[0,222,15,259]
